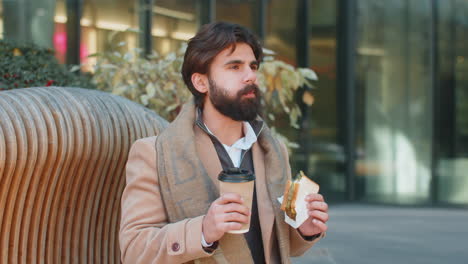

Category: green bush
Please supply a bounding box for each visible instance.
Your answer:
[0,40,95,91]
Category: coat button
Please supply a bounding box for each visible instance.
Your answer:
[172,242,180,252]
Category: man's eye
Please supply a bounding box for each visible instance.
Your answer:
[251,65,259,71]
[230,65,240,70]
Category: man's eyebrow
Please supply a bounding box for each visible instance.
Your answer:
[224,60,243,66]
[224,60,259,66]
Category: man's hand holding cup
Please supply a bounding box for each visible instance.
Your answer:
[202,193,250,244]
[202,168,256,244]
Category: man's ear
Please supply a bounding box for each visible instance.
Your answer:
[191,73,209,94]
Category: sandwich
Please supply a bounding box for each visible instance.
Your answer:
[280,171,320,221]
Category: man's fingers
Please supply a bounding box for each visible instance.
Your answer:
[222,212,249,224]
[311,218,328,233]
[217,193,244,205]
[307,201,328,212]
[305,193,324,202]
[223,203,250,216]
[222,222,243,232]
[308,210,329,223]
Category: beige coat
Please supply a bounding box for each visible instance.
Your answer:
[119,125,322,263]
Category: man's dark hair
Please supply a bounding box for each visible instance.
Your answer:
[181,21,263,107]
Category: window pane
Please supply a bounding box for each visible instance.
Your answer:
[152,0,198,55]
[299,0,343,200]
[53,0,66,63]
[437,0,468,205]
[0,0,4,39]
[2,0,56,47]
[355,0,433,204]
[216,0,255,30]
[60,0,140,69]
[265,0,296,64]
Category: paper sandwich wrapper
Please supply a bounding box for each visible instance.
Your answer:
[277,175,320,228]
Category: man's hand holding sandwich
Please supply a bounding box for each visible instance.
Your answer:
[298,193,329,237]
[280,172,329,238]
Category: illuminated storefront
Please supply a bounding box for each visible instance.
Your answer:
[1,0,467,206]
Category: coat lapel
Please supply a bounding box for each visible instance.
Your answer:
[252,143,275,263]
[194,125,222,189]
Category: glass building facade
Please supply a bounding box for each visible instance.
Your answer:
[1,0,467,206]
[353,0,468,206]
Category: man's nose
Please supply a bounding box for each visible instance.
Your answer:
[243,68,257,84]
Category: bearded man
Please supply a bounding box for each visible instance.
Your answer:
[119,21,329,264]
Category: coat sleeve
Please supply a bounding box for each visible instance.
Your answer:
[119,137,214,263]
[289,228,325,257]
[277,140,325,257]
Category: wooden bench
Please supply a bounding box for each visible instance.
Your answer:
[0,87,167,263]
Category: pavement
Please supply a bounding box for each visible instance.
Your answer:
[291,204,468,264]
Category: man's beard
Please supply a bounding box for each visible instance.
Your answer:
[208,78,262,121]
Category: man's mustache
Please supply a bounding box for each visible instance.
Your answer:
[238,84,260,97]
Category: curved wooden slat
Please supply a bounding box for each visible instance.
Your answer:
[0,103,18,264]
[20,88,61,264]
[0,95,29,264]
[10,93,48,264]
[0,87,168,263]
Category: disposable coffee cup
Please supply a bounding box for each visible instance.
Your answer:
[218,168,255,234]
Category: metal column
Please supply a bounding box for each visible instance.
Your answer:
[66,0,83,65]
[337,0,357,201]
[139,0,153,57]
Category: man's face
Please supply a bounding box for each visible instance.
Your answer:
[206,43,262,121]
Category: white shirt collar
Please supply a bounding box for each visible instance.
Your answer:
[204,121,258,150]
[232,122,257,150]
